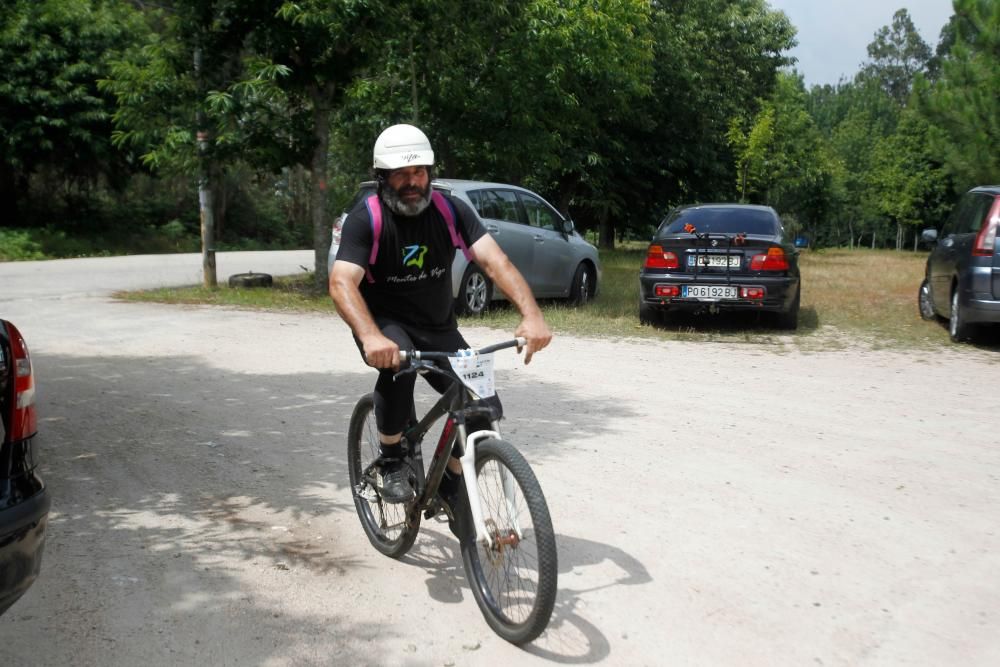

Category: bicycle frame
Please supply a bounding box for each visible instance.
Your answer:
[399,343,524,548]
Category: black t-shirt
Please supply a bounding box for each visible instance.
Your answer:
[336,192,486,330]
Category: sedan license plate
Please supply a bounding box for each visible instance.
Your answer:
[683,285,737,300]
[688,254,741,268]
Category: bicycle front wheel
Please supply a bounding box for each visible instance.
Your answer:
[462,438,558,644]
[347,393,419,558]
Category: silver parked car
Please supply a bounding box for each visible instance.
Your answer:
[329,179,601,315]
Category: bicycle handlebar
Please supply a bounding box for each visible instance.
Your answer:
[399,337,526,363]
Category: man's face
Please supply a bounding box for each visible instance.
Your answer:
[383,166,431,216]
[387,166,430,201]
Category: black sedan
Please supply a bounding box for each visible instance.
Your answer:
[639,204,801,329]
[0,319,49,616]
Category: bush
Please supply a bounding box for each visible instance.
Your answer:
[0,229,45,261]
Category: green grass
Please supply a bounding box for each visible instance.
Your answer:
[117,247,962,350]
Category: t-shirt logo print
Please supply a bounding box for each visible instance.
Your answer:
[402,244,429,269]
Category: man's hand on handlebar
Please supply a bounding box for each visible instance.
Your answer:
[515,315,552,365]
[362,332,400,369]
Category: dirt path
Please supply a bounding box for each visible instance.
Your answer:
[1,282,998,665]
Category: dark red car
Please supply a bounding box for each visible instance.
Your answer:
[0,319,48,615]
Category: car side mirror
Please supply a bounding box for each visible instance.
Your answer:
[921,228,938,244]
[561,219,575,235]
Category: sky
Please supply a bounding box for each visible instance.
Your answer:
[766,0,955,87]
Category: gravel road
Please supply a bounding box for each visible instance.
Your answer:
[1,253,998,666]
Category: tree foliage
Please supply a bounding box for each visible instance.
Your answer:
[915,0,1000,191]
[0,0,146,221]
[2,0,993,261]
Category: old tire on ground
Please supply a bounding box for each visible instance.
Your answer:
[228,272,273,288]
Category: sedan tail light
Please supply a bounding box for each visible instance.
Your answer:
[645,245,679,269]
[972,198,1000,256]
[4,321,37,442]
[655,284,680,297]
[750,247,789,271]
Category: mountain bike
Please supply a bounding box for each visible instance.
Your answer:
[347,337,558,644]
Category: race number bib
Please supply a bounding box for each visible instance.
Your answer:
[448,351,496,399]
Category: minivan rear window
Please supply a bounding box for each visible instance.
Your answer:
[660,207,778,236]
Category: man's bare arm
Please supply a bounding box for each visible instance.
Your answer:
[329,260,399,368]
[470,234,552,363]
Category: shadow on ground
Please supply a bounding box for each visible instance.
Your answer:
[0,350,647,664]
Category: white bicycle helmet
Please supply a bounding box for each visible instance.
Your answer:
[372,124,434,170]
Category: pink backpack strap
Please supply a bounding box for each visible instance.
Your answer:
[432,191,473,261]
[364,194,381,283]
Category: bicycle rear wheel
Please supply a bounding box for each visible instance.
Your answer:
[462,438,557,644]
[347,393,419,558]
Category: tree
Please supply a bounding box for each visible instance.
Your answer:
[361,0,655,246]
[915,0,1000,191]
[0,0,146,224]
[861,8,932,106]
[728,73,836,242]
[869,109,951,250]
[103,0,383,287]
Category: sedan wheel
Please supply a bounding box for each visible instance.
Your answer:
[456,264,492,316]
[949,288,975,342]
[918,279,937,321]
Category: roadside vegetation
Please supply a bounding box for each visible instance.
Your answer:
[119,247,962,350]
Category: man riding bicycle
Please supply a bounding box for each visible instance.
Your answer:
[329,123,552,541]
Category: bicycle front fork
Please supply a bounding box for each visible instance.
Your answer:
[458,423,524,548]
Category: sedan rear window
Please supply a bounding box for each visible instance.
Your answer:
[660,207,778,236]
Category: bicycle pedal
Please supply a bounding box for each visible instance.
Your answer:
[423,501,453,523]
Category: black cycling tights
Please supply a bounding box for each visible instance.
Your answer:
[368,322,469,436]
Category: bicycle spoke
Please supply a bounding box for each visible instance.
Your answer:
[476,457,540,625]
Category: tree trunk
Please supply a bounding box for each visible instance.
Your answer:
[309,85,334,290]
[211,164,227,242]
[599,215,615,250]
[194,46,216,287]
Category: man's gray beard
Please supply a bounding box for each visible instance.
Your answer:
[383,184,431,217]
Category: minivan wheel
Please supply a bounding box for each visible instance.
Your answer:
[918,279,937,321]
[456,263,492,316]
[949,288,975,342]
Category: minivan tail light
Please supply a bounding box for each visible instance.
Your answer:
[972,198,1000,256]
[5,321,37,442]
[645,245,679,269]
[750,247,789,271]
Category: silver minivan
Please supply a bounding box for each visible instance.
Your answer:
[329,179,601,315]
[919,185,1000,342]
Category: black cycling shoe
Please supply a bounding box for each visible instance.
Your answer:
[441,480,475,543]
[378,458,415,504]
